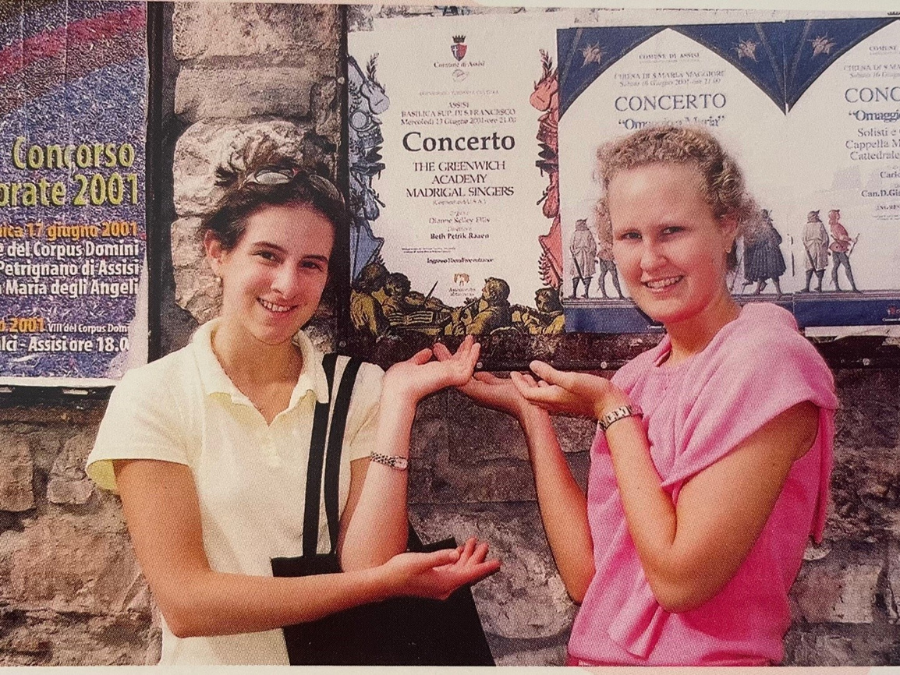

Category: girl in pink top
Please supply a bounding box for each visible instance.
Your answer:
[438,125,837,665]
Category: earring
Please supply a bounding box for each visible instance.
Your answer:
[215,275,222,286]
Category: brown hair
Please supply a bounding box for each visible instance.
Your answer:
[199,143,347,252]
[596,125,759,270]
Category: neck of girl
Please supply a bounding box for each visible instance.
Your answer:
[664,292,741,367]
[211,323,304,396]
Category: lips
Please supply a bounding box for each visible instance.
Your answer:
[643,276,683,290]
[258,298,295,314]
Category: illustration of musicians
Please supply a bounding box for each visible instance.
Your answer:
[449,277,512,335]
[570,218,597,299]
[828,209,860,293]
[521,287,565,334]
[381,272,414,318]
[802,210,829,293]
[350,261,389,337]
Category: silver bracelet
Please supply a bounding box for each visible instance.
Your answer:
[598,405,642,432]
[369,451,409,471]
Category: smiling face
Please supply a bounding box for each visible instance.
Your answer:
[608,162,737,331]
[205,202,334,349]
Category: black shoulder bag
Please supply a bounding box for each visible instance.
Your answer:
[271,353,495,666]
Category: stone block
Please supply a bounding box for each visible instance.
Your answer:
[312,77,341,140]
[833,369,900,449]
[829,445,900,540]
[170,217,203,270]
[411,503,577,641]
[172,3,338,63]
[888,542,900,624]
[552,415,597,455]
[494,643,568,667]
[7,516,144,616]
[175,67,314,124]
[792,560,881,624]
[47,433,95,506]
[803,540,832,562]
[410,448,535,504]
[447,387,527,462]
[46,479,92,506]
[566,450,590,494]
[0,611,155,666]
[408,391,447,460]
[444,378,595,463]
[419,386,591,501]
[172,120,310,216]
[0,438,34,512]
[170,217,220,324]
[787,632,855,666]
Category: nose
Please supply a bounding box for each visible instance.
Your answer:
[271,264,303,299]
[639,239,666,272]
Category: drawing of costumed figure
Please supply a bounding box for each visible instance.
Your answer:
[802,210,829,292]
[828,209,860,293]
[449,278,513,335]
[350,261,389,337]
[569,218,597,299]
[381,272,413,319]
[594,205,624,299]
[743,209,786,296]
[348,55,389,280]
[380,272,450,333]
[520,287,565,334]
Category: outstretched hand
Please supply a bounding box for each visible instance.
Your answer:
[510,360,625,419]
[383,335,481,404]
[384,537,501,601]
[434,343,539,422]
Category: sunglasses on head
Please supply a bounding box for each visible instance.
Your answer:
[240,167,345,206]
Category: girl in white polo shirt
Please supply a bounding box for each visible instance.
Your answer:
[87,152,498,665]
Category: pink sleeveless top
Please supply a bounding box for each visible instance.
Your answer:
[568,303,837,666]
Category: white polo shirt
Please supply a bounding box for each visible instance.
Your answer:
[87,319,383,665]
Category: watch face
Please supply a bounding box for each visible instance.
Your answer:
[394,457,409,470]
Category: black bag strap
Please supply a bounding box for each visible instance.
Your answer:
[302,354,364,557]
[324,357,362,552]
[302,353,337,557]
[407,522,423,551]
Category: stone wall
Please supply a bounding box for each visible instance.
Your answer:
[0,402,159,665]
[168,2,344,335]
[1,3,899,667]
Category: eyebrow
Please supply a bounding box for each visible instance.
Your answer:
[251,241,329,263]
[303,255,331,264]
[251,240,287,252]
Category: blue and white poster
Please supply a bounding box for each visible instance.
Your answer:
[0,1,148,385]
[785,18,900,329]
[557,17,900,332]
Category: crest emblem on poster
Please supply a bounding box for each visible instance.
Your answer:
[451,35,467,61]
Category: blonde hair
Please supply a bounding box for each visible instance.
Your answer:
[596,125,760,269]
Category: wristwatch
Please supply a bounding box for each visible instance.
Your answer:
[369,451,409,471]
[598,405,642,432]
